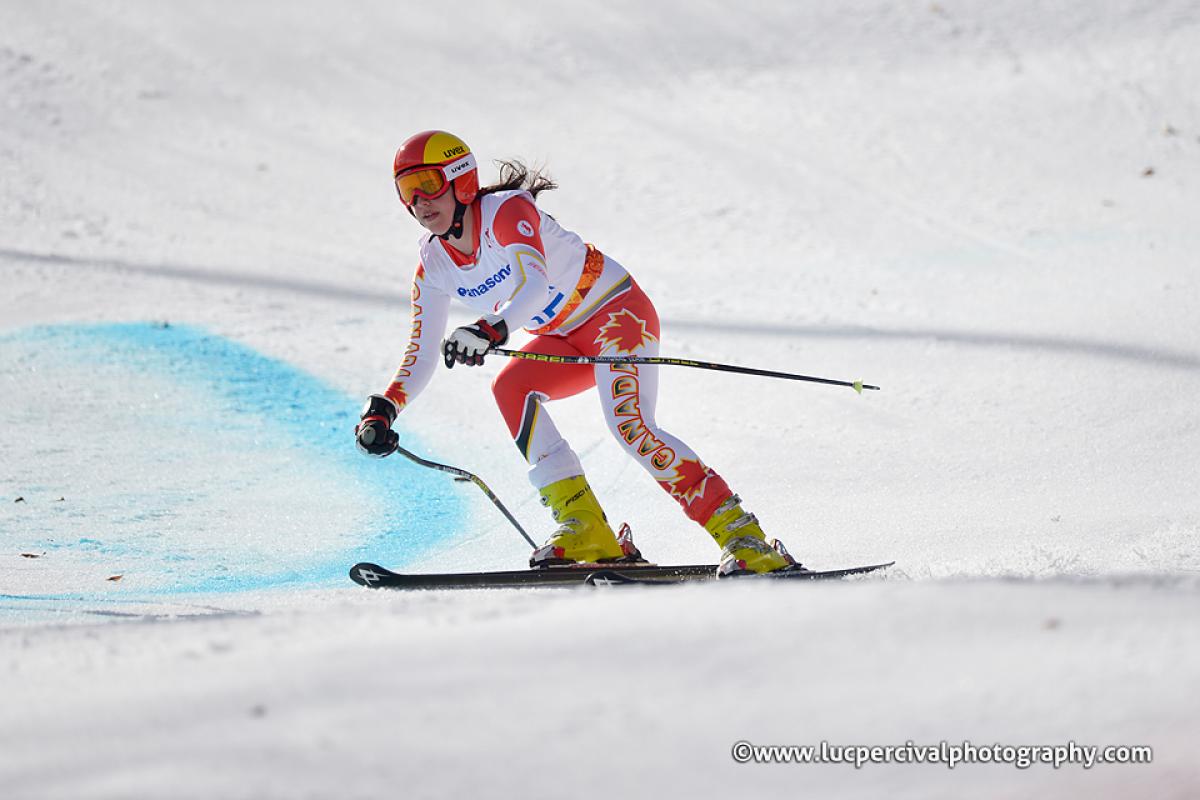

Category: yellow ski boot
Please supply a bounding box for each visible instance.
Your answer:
[703,494,801,578]
[530,475,641,567]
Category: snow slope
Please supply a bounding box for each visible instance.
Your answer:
[2,1,1198,797]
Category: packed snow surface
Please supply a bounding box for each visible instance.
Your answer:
[2,1,1198,798]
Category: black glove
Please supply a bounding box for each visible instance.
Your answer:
[442,316,508,368]
[355,394,399,457]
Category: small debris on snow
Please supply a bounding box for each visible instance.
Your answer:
[1044,618,1062,630]
[14,497,25,503]
[107,575,123,582]
[1142,167,1156,177]
[20,553,42,559]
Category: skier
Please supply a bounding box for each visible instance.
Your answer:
[355,130,801,576]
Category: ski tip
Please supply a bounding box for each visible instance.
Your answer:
[850,560,895,571]
[349,562,391,588]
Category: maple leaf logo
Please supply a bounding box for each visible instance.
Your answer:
[594,309,657,355]
[658,458,713,507]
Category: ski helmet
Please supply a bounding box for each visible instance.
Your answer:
[392,130,479,206]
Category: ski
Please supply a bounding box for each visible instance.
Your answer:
[583,561,894,587]
[348,561,894,590]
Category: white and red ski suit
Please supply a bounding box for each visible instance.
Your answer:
[384,189,734,525]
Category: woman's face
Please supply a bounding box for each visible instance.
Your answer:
[411,189,458,236]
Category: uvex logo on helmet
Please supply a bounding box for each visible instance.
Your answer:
[393,130,479,205]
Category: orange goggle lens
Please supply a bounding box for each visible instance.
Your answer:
[395,168,450,205]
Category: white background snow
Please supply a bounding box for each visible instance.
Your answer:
[2,1,1198,797]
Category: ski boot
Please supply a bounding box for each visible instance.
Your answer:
[530,475,641,567]
[703,494,802,578]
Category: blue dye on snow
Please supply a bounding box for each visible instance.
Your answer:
[0,322,465,600]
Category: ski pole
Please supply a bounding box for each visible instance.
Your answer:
[490,348,880,394]
[387,442,536,548]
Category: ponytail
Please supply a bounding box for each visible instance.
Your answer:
[478,159,558,199]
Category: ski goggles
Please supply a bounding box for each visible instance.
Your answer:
[394,154,476,206]
[395,167,451,206]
